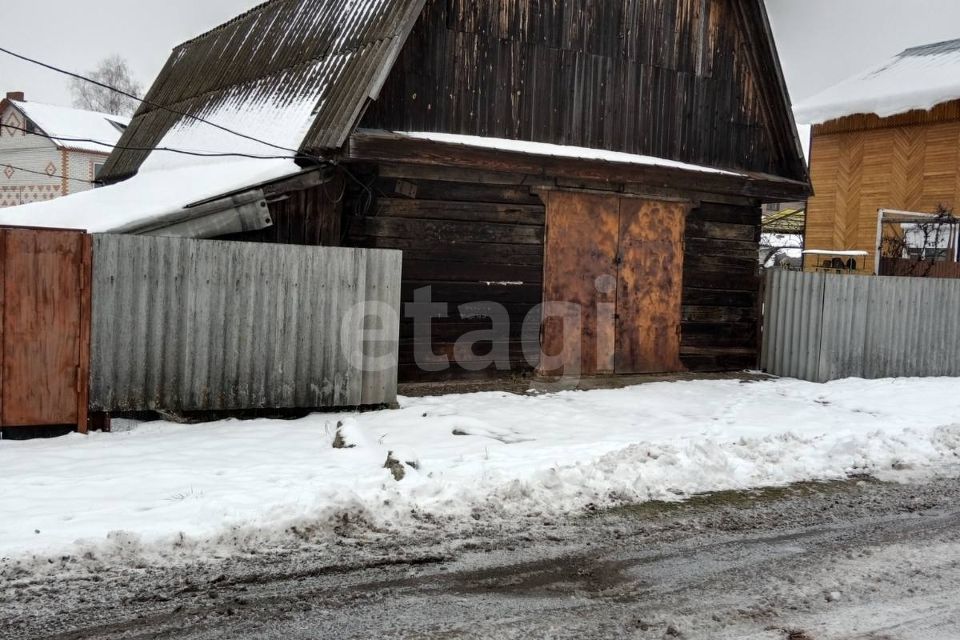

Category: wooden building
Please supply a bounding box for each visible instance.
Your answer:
[797,38,960,274]
[31,0,811,383]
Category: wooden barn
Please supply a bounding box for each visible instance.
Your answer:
[22,0,810,385]
[797,38,960,275]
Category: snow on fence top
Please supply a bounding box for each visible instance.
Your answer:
[7,100,129,154]
[794,37,960,125]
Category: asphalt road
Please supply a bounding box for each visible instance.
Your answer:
[5,474,960,640]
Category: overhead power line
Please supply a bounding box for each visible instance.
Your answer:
[0,46,303,156]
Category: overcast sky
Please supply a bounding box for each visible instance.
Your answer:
[3,0,960,109]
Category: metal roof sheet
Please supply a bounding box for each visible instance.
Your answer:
[99,0,426,181]
[795,36,960,125]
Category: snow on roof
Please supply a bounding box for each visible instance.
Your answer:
[389,131,747,177]
[101,0,425,180]
[795,38,960,125]
[0,159,299,233]
[9,100,129,154]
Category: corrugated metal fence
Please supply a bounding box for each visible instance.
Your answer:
[762,269,960,382]
[90,234,401,412]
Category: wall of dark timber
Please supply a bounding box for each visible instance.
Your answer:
[221,167,762,381]
[346,171,545,382]
[361,0,802,180]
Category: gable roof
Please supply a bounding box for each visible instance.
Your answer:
[100,0,426,181]
[795,37,960,125]
[100,0,807,187]
[1,99,129,154]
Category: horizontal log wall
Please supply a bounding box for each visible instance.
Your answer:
[681,201,762,371]
[220,176,344,246]
[90,235,402,411]
[347,171,545,382]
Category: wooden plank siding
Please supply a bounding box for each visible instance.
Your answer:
[806,112,960,271]
[681,202,762,371]
[220,176,345,247]
[347,171,546,382]
[343,163,763,381]
[361,0,807,182]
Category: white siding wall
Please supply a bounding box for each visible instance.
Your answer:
[63,149,110,196]
[0,104,109,208]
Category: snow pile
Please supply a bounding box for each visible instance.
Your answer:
[10,100,129,153]
[2,377,960,565]
[795,38,960,125]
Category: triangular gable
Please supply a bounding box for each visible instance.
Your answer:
[98,0,808,186]
[0,100,57,150]
[360,0,809,183]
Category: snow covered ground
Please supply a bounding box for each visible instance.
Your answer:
[2,376,960,566]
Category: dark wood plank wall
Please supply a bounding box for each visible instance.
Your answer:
[346,169,546,382]
[341,163,762,381]
[681,201,762,371]
[361,0,800,180]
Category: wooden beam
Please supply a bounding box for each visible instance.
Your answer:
[343,131,813,202]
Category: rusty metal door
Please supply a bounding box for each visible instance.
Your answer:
[0,228,91,430]
[615,199,686,374]
[542,193,686,377]
[542,191,619,376]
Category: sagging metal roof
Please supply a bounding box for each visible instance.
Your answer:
[99,0,427,181]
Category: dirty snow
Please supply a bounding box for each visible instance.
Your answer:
[2,377,960,566]
[795,38,960,124]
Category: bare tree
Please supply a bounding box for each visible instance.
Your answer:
[70,55,142,117]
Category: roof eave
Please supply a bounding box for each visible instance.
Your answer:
[344,130,812,203]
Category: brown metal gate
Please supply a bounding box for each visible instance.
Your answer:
[0,227,91,432]
[541,192,686,377]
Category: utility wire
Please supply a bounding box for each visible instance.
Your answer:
[1,163,94,185]
[0,123,309,162]
[0,46,303,155]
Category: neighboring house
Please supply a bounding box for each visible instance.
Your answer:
[796,38,960,274]
[1,0,810,383]
[0,92,128,208]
